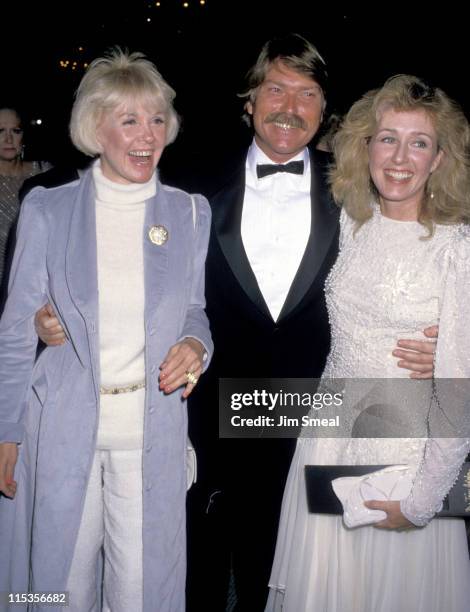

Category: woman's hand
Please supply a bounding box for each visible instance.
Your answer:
[35,304,66,346]
[364,499,415,530]
[0,442,18,498]
[159,338,205,399]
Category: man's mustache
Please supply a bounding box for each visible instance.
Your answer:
[264,112,307,130]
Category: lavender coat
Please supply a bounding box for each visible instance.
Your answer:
[0,168,213,611]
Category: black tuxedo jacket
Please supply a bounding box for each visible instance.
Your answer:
[188,147,340,497]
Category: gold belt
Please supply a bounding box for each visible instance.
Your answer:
[99,379,146,395]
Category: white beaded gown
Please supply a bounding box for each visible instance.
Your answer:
[266,208,470,612]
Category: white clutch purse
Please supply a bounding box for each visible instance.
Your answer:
[332,465,413,528]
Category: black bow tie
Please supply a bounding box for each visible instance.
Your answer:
[256,160,304,179]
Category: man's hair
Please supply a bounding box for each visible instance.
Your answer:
[70,48,180,156]
[330,74,470,233]
[239,33,328,123]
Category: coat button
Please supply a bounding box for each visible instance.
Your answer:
[145,481,152,491]
[149,406,156,414]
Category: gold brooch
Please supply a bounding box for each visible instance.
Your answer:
[148,225,169,246]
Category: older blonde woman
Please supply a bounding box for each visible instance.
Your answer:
[268,75,470,612]
[0,50,212,612]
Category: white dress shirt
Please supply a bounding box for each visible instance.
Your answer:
[241,140,311,321]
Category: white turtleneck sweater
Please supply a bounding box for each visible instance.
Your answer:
[93,161,156,449]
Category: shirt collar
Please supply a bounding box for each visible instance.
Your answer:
[246,139,310,183]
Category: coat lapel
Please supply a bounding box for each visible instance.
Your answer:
[63,171,169,387]
[277,149,339,321]
[143,178,170,319]
[64,170,99,371]
[211,160,271,319]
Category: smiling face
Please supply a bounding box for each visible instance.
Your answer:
[246,60,324,163]
[96,99,168,185]
[0,109,23,163]
[368,107,443,220]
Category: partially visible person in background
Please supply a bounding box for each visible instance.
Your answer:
[0,106,51,288]
[315,112,342,153]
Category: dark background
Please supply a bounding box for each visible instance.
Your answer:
[1,1,466,175]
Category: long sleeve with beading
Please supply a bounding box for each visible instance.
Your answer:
[401,227,470,525]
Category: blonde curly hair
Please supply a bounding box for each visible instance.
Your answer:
[330,74,470,235]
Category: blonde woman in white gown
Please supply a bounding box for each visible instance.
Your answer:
[267,75,470,612]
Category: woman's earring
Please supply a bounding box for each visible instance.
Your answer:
[427,178,434,200]
[20,145,25,161]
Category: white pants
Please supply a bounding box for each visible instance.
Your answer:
[66,449,143,612]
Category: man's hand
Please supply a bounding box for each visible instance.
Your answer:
[0,442,18,498]
[393,325,438,379]
[35,304,66,346]
[159,338,205,399]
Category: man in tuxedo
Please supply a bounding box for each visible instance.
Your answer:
[185,33,437,611]
[32,34,436,611]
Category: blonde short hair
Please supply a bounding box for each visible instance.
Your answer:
[70,48,180,156]
[330,74,470,234]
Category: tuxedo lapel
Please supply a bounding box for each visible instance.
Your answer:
[278,149,339,321]
[212,160,271,319]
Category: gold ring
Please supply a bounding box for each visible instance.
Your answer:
[185,371,198,385]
